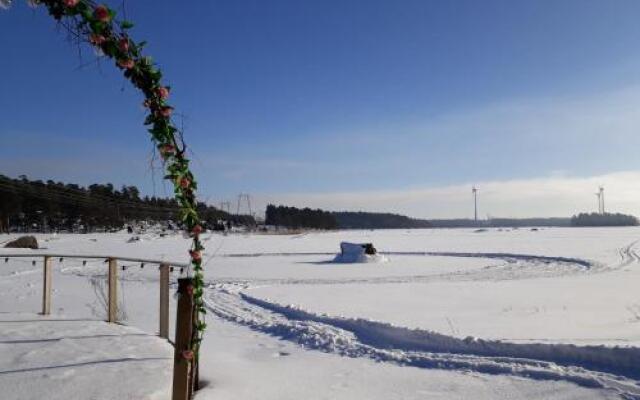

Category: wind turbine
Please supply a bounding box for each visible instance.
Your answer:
[472,187,478,222]
[594,186,605,214]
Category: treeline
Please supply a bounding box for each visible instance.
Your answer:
[265,205,338,229]
[265,203,640,230]
[571,212,638,227]
[333,211,431,229]
[488,217,571,227]
[427,219,483,228]
[0,175,254,233]
[429,217,571,228]
[264,205,432,229]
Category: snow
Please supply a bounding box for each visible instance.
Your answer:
[2,228,640,399]
[332,242,388,263]
[0,314,172,400]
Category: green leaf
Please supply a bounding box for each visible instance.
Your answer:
[80,7,92,19]
[120,20,134,29]
[102,40,118,57]
[89,20,103,34]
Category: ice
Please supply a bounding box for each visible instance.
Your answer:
[1,227,639,399]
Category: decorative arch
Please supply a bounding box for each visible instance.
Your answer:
[2,0,207,360]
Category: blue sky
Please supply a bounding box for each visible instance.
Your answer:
[3,0,640,217]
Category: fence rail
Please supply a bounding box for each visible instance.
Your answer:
[0,252,189,267]
[1,252,196,400]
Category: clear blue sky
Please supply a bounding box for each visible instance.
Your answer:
[3,0,640,216]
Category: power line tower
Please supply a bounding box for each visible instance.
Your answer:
[472,186,478,222]
[218,201,231,214]
[236,193,252,216]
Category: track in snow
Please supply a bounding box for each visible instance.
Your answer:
[617,241,640,269]
[219,250,593,268]
[205,286,640,400]
[210,250,597,285]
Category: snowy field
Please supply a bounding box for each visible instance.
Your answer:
[1,227,640,399]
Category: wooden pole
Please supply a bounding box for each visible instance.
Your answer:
[172,278,194,400]
[42,256,52,315]
[107,258,118,323]
[159,263,170,339]
[190,303,200,394]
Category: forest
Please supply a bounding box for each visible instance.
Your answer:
[570,212,639,227]
[265,205,432,229]
[265,204,640,230]
[264,205,338,230]
[0,175,254,233]
[333,211,431,229]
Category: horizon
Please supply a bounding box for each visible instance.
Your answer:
[4,1,640,218]
[4,172,639,221]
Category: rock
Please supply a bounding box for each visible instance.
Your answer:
[4,236,38,249]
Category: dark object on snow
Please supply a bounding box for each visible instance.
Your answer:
[127,225,133,234]
[340,242,377,256]
[364,243,377,255]
[4,235,38,249]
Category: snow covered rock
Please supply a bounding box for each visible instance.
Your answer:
[333,242,388,263]
[126,235,142,243]
[4,235,38,249]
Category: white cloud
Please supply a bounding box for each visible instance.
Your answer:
[242,86,640,219]
[251,170,640,219]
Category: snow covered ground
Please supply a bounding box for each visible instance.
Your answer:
[0,314,172,400]
[1,228,640,399]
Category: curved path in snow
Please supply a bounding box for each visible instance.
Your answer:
[209,250,597,286]
[219,250,593,268]
[205,286,640,400]
[202,241,640,399]
[616,240,640,269]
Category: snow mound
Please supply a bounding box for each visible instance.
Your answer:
[333,242,388,264]
[333,253,389,263]
[126,235,142,243]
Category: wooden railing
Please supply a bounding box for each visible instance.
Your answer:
[1,253,197,399]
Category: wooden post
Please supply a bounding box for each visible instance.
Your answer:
[172,278,194,400]
[107,258,118,323]
[190,302,200,394]
[42,256,52,315]
[159,263,170,339]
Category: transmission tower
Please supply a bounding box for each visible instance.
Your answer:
[218,201,231,214]
[236,193,252,216]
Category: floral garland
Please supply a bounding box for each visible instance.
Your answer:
[4,0,207,361]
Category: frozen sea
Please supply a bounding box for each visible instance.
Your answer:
[1,227,639,399]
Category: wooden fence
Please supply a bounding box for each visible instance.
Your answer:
[1,253,198,400]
